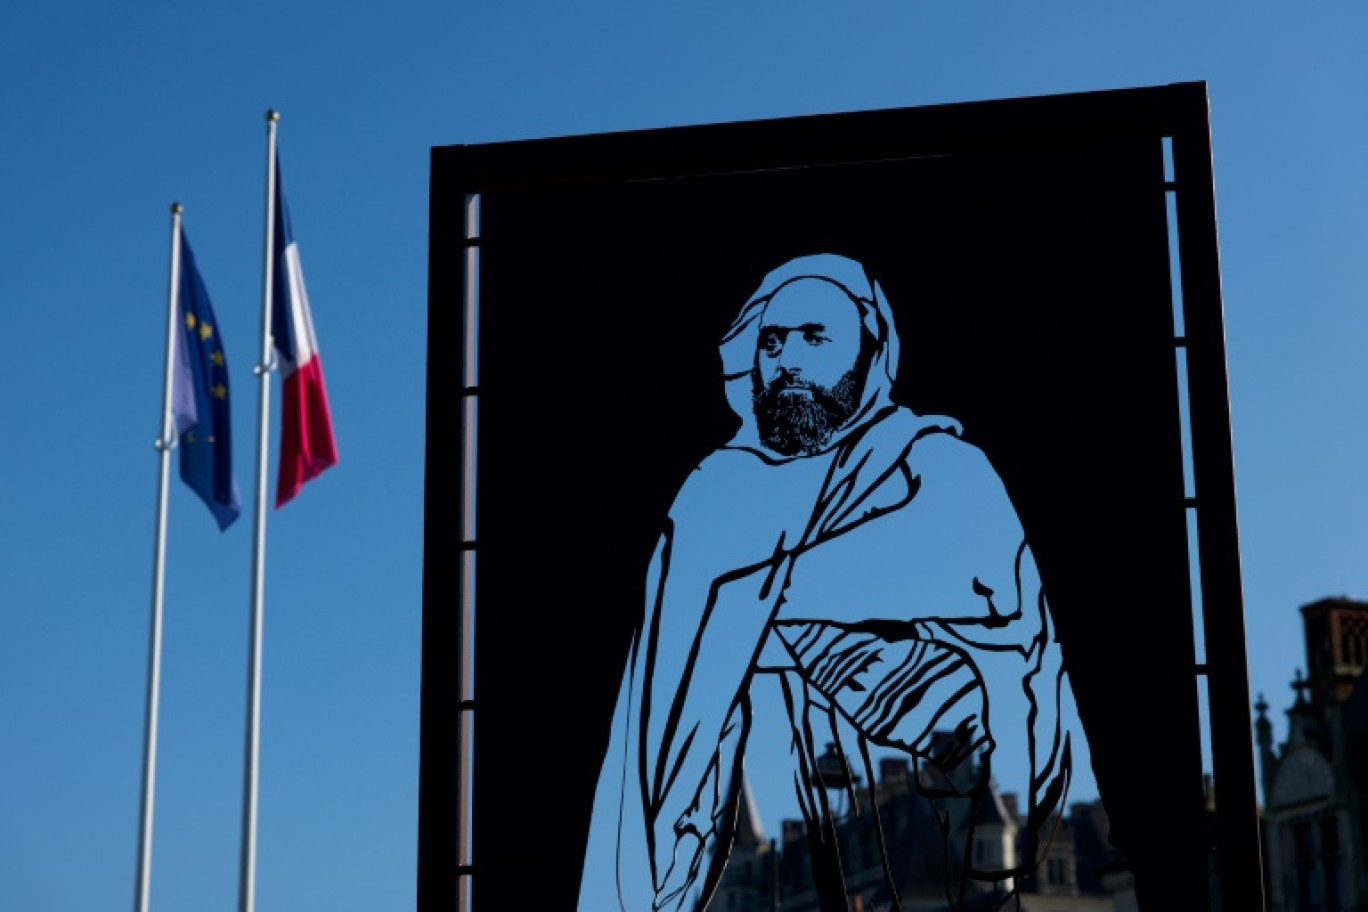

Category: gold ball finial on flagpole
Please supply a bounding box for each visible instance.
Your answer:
[266,109,280,122]
[171,202,183,215]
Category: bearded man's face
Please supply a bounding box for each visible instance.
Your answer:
[754,368,864,456]
[752,279,873,456]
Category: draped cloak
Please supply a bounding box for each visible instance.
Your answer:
[577,255,1075,912]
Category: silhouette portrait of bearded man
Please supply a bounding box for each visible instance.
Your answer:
[578,254,1078,912]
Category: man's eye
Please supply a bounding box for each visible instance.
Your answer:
[760,333,782,355]
[804,332,829,346]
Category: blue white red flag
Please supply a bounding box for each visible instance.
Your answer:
[271,160,337,507]
[173,232,242,529]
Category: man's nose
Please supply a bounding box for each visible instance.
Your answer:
[773,362,801,387]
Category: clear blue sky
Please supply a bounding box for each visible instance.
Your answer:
[2,2,1365,910]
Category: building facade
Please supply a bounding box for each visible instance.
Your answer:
[703,749,1121,912]
[1256,597,1368,911]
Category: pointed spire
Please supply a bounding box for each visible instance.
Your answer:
[1292,668,1311,710]
[1254,693,1273,747]
[1254,692,1278,805]
[733,770,767,849]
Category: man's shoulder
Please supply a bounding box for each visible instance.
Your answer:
[884,412,995,478]
[669,447,775,508]
[859,408,967,457]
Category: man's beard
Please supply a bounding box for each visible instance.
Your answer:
[753,370,863,456]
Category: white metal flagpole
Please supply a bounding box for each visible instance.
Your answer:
[239,109,279,912]
[135,202,184,912]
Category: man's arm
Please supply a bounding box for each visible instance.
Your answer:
[649,698,749,911]
[767,432,1073,876]
[621,461,807,909]
[637,530,781,907]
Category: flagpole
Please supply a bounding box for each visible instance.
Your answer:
[239,109,279,912]
[135,202,183,912]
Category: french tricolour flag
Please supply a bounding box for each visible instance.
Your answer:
[272,160,337,507]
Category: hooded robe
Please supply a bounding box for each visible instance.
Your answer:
[578,254,1076,912]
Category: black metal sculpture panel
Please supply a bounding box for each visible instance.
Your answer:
[423,85,1262,912]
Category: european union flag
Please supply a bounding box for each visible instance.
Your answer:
[172,232,241,529]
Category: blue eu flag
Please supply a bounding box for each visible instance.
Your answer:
[171,232,241,529]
